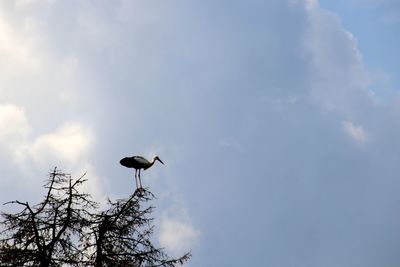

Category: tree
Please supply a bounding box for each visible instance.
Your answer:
[0,168,191,267]
[84,191,190,267]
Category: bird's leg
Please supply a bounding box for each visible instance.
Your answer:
[138,170,143,189]
[134,169,139,189]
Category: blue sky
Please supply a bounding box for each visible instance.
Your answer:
[319,0,400,100]
[1,0,400,266]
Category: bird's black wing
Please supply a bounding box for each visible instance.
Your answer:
[133,156,150,165]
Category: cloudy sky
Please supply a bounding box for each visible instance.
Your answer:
[1,0,400,266]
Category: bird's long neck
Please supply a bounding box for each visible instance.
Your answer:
[149,157,157,167]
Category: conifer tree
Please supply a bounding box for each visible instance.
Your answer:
[0,168,191,267]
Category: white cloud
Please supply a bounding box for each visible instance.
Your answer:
[16,122,92,167]
[159,214,200,255]
[75,163,106,204]
[15,0,36,9]
[289,0,317,8]
[303,2,372,114]
[0,13,43,73]
[159,218,199,254]
[0,3,92,118]
[0,2,105,212]
[305,0,318,9]
[0,102,103,202]
[0,104,31,146]
[2,1,400,266]
[14,0,53,9]
[0,104,93,172]
[342,120,368,142]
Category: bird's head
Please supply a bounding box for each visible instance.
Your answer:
[154,155,164,165]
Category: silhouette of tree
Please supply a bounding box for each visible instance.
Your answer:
[0,168,191,267]
[0,168,95,266]
[83,190,190,267]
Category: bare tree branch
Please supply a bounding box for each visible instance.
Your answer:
[0,169,191,267]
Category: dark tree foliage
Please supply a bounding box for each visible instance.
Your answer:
[84,191,190,267]
[0,168,95,266]
[0,168,191,267]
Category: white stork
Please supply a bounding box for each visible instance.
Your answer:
[120,155,164,188]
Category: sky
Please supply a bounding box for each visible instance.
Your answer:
[0,0,400,266]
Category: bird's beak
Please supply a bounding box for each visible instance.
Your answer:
[157,158,164,165]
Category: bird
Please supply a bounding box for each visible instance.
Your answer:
[120,155,164,189]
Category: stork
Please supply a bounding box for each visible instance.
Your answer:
[120,155,164,189]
